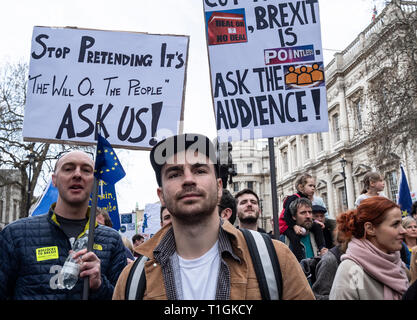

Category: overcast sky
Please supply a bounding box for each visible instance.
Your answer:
[0,0,386,212]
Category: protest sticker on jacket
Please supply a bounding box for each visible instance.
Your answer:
[203,0,328,142]
[23,26,189,150]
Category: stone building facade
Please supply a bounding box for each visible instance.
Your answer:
[0,169,22,229]
[229,1,417,231]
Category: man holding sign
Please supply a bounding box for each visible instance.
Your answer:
[0,150,127,299]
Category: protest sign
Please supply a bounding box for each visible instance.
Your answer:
[119,212,137,241]
[203,0,328,142]
[23,26,189,149]
[140,202,161,239]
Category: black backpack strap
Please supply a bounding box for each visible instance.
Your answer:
[240,228,282,300]
[125,255,149,300]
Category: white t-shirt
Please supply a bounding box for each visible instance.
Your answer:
[355,194,370,207]
[177,240,220,300]
[354,193,387,207]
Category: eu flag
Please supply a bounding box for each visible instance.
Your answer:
[31,178,59,216]
[398,166,413,217]
[97,180,121,231]
[94,134,126,184]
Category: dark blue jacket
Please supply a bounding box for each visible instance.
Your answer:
[0,204,127,300]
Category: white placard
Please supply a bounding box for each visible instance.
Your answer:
[141,202,162,238]
[23,26,189,150]
[203,0,328,142]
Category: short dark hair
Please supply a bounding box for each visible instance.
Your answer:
[234,188,260,204]
[411,201,417,216]
[132,234,144,243]
[160,205,167,223]
[149,133,219,187]
[218,189,237,225]
[289,198,312,217]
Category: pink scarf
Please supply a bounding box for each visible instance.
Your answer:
[341,238,409,300]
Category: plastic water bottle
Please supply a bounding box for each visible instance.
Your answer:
[60,231,89,290]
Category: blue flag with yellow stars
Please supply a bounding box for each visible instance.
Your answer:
[94,134,126,184]
[398,166,413,217]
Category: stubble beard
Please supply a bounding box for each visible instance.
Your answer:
[303,220,313,230]
[164,187,219,226]
[238,210,259,225]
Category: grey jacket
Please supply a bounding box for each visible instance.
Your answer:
[312,246,342,300]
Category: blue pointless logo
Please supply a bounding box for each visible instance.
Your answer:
[265,45,315,65]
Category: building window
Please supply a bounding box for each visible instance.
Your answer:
[355,100,363,130]
[282,149,289,173]
[13,199,19,221]
[332,113,341,142]
[387,171,398,201]
[291,141,298,169]
[247,181,254,190]
[233,182,239,192]
[303,136,310,160]
[317,133,324,152]
[338,187,347,212]
[247,163,252,174]
[320,192,328,208]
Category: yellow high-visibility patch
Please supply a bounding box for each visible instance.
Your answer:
[93,243,103,251]
[36,246,59,261]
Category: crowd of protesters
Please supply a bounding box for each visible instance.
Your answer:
[0,133,416,300]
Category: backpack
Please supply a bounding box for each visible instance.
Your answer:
[299,246,340,286]
[125,228,282,300]
[299,256,322,286]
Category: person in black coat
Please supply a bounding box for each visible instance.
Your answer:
[312,205,335,249]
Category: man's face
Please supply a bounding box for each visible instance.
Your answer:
[161,208,172,227]
[52,151,94,207]
[236,193,260,224]
[133,238,144,248]
[157,150,222,225]
[312,212,325,224]
[293,204,313,230]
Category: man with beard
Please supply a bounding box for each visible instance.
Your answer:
[113,133,314,300]
[280,197,328,260]
[0,150,127,299]
[235,189,266,233]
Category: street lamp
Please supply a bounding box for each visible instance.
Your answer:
[259,198,265,230]
[27,152,35,215]
[339,157,348,209]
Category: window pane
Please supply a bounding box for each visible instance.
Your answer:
[333,114,340,142]
[356,101,363,130]
[317,133,324,152]
[247,163,252,174]
[247,181,254,190]
[233,182,239,192]
[387,172,398,201]
[282,150,288,173]
[304,136,310,159]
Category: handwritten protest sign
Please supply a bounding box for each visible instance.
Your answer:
[23,26,189,149]
[203,0,328,142]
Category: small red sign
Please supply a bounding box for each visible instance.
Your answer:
[207,12,247,46]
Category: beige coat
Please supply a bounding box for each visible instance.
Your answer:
[411,246,417,284]
[112,220,314,300]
